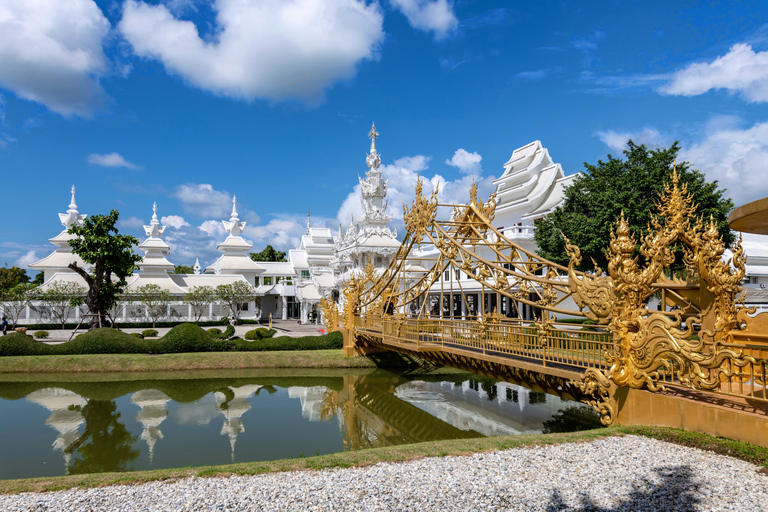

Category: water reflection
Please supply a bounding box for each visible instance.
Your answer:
[0,370,600,480]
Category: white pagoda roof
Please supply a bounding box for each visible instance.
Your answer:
[206,197,264,274]
[125,274,187,294]
[29,186,87,273]
[137,203,175,274]
[257,261,294,275]
[36,272,88,291]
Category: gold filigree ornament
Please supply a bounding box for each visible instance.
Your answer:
[571,368,615,425]
[320,297,339,333]
[403,177,439,242]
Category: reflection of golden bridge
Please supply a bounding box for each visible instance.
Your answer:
[325,171,768,446]
[320,374,481,451]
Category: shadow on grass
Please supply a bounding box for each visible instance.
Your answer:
[544,465,699,511]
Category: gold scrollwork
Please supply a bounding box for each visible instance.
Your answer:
[403,177,439,241]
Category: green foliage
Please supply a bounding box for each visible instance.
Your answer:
[0,282,37,328]
[0,265,30,292]
[184,285,215,324]
[37,280,85,329]
[32,272,45,286]
[129,284,172,329]
[130,332,144,338]
[141,329,159,338]
[249,245,287,262]
[156,323,233,353]
[534,141,735,272]
[207,328,223,335]
[34,330,49,339]
[67,210,141,328]
[234,331,343,351]
[61,328,150,355]
[244,328,277,340]
[172,265,195,274]
[0,332,51,356]
[215,281,259,321]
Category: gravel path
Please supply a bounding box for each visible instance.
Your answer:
[2,435,767,511]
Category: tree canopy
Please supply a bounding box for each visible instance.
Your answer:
[68,210,141,328]
[534,141,735,272]
[172,264,194,274]
[249,245,287,262]
[0,265,29,292]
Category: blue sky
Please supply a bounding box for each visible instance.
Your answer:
[2,0,768,270]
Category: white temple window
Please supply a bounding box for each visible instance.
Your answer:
[455,270,461,281]
[301,270,310,279]
[241,303,249,311]
[444,270,450,281]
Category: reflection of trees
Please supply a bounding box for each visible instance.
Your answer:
[542,405,602,434]
[65,400,139,475]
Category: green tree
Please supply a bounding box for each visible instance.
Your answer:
[0,283,36,328]
[249,245,287,262]
[38,281,85,329]
[31,272,45,286]
[130,284,172,328]
[67,210,141,329]
[215,281,259,322]
[0,265,29,292]
[172,264,194,274]
[534,141,735,272]
[184,285,215,324]
[65,400,140,475]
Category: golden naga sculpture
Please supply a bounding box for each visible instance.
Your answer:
[568,169,754,422]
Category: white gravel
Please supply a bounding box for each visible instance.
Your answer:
[2,435,767,511]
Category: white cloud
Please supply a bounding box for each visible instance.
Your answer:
[14,250,40,269]
[119,0,385,104]
[337,154,496,234]
[161,215,190,229]
[390,0,458,40]
[198,219,226,238]
[680,119,768,205]
[0,0,111,117]
[172,183,251,220]
[117,216,145,230]
[594,128,672,153]
[445,148,482,175]
[660,44,768,103]
[87,152,140,169]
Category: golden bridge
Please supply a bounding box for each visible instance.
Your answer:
[323,170,768,446]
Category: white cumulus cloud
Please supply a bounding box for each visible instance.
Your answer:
[117,216,145,230]
[14,250,40,269]
[0,0,111,117]
[660,43,768,103]
[594,128,672,153]
[445,148,482,175]
[118,0,385,104]
[173,183,246,220]
[680,119,768,206]
[161,215,190,229]
[390,0,458,40]
[87,152,140,169]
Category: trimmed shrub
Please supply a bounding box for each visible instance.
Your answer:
[142,329,159,338]
[0,332,52,356]
[130,332,145,338]
[207,328,223,335]
[158,323,234,353]
[34,331,49,339]
[234,331,343,351]
[60,328,150,355]
[244,328,277,340]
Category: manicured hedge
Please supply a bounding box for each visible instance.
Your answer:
[244,328,277,340]
[0,324,342,356]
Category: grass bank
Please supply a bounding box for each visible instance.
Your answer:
[0,349,376,374]
[2,425,767,495]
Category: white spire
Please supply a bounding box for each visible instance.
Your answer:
[222,196,245,237]
[59,185,86,229]
[366,123,381,171]
[143,202,165,238]
[368,122,379,154]
[193,258,201,275]
[306,211,311,234]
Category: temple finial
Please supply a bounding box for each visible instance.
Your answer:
[69,185,77,209]
[231,196,238,220]
[368,122,379,154]
[306,211,311,234]
[144,202,164,238]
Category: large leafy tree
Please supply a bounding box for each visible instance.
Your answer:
[534,141,735,272]
[249,245,287,262]
[184,285,215,324]
[0,265,29,292]
[68,210,141,329]
[172,264,194,274]
[215,281,259,322]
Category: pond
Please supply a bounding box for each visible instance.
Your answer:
[0,369,601,480]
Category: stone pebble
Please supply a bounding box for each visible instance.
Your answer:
[2,435,767,511]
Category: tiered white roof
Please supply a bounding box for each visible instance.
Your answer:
[131,389,170,464]
[206,197,264,279]
[26,388,87,473]
[29,186,87,283]
[290,215,336,304]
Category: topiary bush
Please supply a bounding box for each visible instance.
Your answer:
[244,328,277,340]
[207,328,223,336]
[59,328,150,355]
[158,323,234,353]
[142,329,159,338]
[0,332,52,356]
[130,332,144,338]
[34,331,49,339]
[233,331,342,351]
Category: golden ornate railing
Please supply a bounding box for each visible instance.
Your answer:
[333,170,768,426]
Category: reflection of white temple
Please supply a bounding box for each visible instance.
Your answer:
[130,389,170,464]
[287,386,328,422]
[215,385,262,461]
[26,388,86,473]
